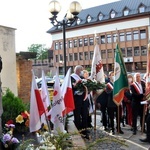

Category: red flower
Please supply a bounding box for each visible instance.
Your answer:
[6,120,14,125]
[21,112,28,119]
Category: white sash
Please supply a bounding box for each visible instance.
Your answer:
[71,73,81,81]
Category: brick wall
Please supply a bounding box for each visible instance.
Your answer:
[16,58,32,103]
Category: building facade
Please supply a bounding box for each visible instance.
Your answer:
[0,25,18,95]
[47,0,150,74]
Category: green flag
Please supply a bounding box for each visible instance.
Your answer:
[113,43,128,106]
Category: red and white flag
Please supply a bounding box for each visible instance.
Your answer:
[48,70,65,133]
[29,70,45,132]
[41,70,51,112]
[61,68,75,116]
[91,44,105,83]
[40,70,51,124]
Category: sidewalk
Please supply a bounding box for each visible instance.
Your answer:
[68,111,150,150]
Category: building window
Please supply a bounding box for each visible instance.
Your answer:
[140,29,146,39]
[68,40,72,48]
[141,62,146,70]
[84,38,88,46]
[90,51,94,59]
[56,55,59,62]
[78,39,83,47]
[121,48,126,57]
[141,46,147,56]
[98,13,103,21]
[60,54,63,61]
[119,33,125,42]
[127,47,132,57]
[126,32,132,41]
[59,42,62,49]
[139,5,145,13]
[134,47,140,56]
[84,52,89,60]
[69,53,73,61]
[101,50,106,59]
[79,52,83,60]
[107,49,112,58]
[87,15,91,23]
[110,10,116,18]
[101,35,105,44]
[74,53,78,61]
[74,39,77,47]
[89,37,94,45]
[123,8,129,16]
[55,42,59,50]
[77,18,81,25]
[133,30,139,40]
[107,35,112,43]
[113,34,116,42]
[135,62,142,70]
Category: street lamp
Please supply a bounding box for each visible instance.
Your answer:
[49,0,82,75]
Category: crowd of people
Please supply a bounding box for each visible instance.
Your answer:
[70,65,150,143]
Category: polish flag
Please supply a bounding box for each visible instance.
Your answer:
[48,70,65,133]
[41,70,51,112]
[61,68,75,116]
[29,70,45,132]
[40,70,51,124]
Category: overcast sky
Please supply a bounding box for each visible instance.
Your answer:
[0,0,119,52]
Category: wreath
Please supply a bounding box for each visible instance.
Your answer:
[74,79,106,92]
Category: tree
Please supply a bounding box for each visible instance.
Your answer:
[28,44,49,60]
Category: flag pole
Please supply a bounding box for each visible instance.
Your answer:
[93,33,98,131]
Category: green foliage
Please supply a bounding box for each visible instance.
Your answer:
[27,44,48,60]
[2,89,27,127]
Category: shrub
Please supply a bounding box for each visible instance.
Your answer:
[2,89,27,127]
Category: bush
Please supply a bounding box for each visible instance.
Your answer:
[2,89,27,127]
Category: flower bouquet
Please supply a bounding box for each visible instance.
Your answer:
[15,111,30,134]
[74,79,106,93]
[1,124,20,149]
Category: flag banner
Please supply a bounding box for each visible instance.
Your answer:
[91,44,105,83]
[145,44,150,100]
[113,43,128,106]
[41,70,51,112]
[61,68,75,116]
[29,70,44,132]
[40,70,51,124]
[48,70,65,133]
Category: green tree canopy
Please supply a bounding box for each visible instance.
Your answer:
[28,44,49,60]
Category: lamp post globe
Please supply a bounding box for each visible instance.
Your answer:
[69,1,82,16]
[49,0,61,16]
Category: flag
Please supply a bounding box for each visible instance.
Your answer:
[41,70,51,112]
[145,43,150,100]
[29,70,45,132]
[40,70,51,124]
[113,43,128,106]
[48,70,65,133]
[61,68,75,116]
[91,43,105,83]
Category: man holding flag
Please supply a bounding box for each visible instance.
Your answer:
[113,38,128,133]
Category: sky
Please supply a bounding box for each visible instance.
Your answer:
[0,0,119,52]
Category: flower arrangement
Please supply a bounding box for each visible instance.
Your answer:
[74,79,106,92]
[1,123,20,149]
[15,111,30,133]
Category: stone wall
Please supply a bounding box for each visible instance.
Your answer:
[16,58,32,103]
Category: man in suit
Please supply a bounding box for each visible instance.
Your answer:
[71,65,89,139]
[130,72,145,135]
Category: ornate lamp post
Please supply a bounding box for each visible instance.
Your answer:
[49,0,82,75]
